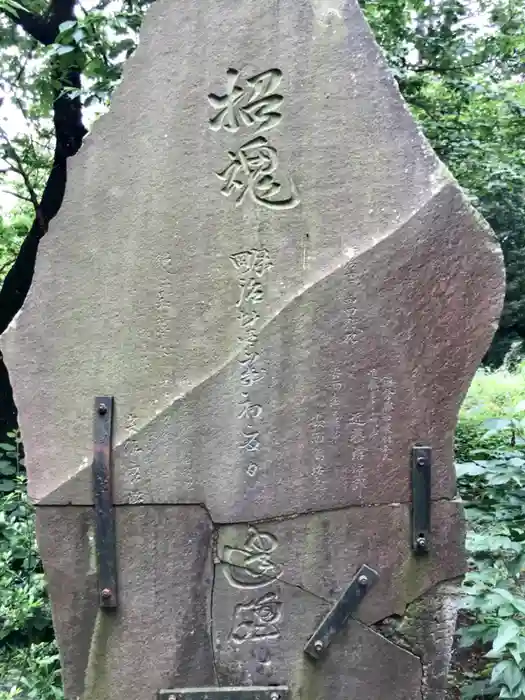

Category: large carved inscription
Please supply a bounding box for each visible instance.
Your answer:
[207,69,295,682]
[221,525,283,680]
[208,68,299,210]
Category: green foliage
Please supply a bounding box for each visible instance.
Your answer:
[0,642,62,700]
[0,209,31,283]
[0,436,61,700]
[456,363,525,461]
[457,367,525,698]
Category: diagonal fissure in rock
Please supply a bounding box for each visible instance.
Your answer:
[209,527,220,685]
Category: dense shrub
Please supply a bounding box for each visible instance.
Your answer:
[455,362,525,698]
[0,436,60,700]
[456,363,525,462]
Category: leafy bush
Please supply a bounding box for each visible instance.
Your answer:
[0,435,61,700]
[456,363,525,462]
[456,380,525,698]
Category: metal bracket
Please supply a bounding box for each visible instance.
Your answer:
[158,688,289,700]
[304,564,379,660]
[92,396,118,609]
[411,445,431,555]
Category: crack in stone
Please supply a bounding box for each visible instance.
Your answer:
[209,526,220,686]
[371,580,463,700]
[372,617,425,700]
[211,496,460,527]
[277,576,331,604]
[39,182,458,506]
[387,573,465,622]
[213,557,331,605]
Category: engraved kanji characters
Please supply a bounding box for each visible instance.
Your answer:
[230,248,273,475]
[209,68,300,210]
[223,526,284,646]
[239,353,266,387]
[208,68,283,134]
[230,592,283,643]
[223,525,282,589]
[238,393,263,420]
[239,430,260,453]
[230,249,273,278]
[216,137,299,210]
[236,277,265,307]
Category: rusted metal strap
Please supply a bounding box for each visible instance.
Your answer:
[92,396,118,609]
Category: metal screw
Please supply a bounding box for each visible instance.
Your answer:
[357,574,368,586]
[314,639,324,652]
[416,536,427,549]
[417,456,426,466]
[270,693,280,700]
[98,403,108,415]
[101,587,112,599]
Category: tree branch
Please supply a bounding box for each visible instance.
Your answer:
[0,4,55,44]
[0,0,83,44]
[2,190,35,204]
[407,56,493,74]
[0,125,41,220]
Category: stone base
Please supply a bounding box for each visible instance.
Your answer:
[37,503,464,700]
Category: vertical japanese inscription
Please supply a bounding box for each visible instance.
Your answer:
[231,249,272,479]
[208,68,300,210]
[208,70,290,673]
[222,525,283,649]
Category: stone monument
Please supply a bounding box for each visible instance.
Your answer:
[3,0,505,698]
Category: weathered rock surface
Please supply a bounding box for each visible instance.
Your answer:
[37,506,215,698]
[212,568,423,700]
[2,0,505,697]
[215,501,465,624]
[3,1,502,511]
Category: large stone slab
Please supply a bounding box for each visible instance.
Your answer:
[29,184,501,521]
[3,1,503,511]
[1,0,505,698]
[37,506,215,698]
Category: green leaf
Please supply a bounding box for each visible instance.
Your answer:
[58,20,76,32]
[456,461,486,477]
[0,463,16,476]
[0,443,16,452]
[491,621,521,653]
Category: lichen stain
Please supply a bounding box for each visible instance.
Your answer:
[311,0,347,40]
[82,610,112,700]
[291,653,323,700]
[398,553,430,607]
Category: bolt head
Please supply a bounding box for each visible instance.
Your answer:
[101,587,112,599]
[357,574,368,586]
[417,456,426,466]
[416,536,427,549]
[270,693,280,700]
[98,403,108,415]
[314,639,324,652]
